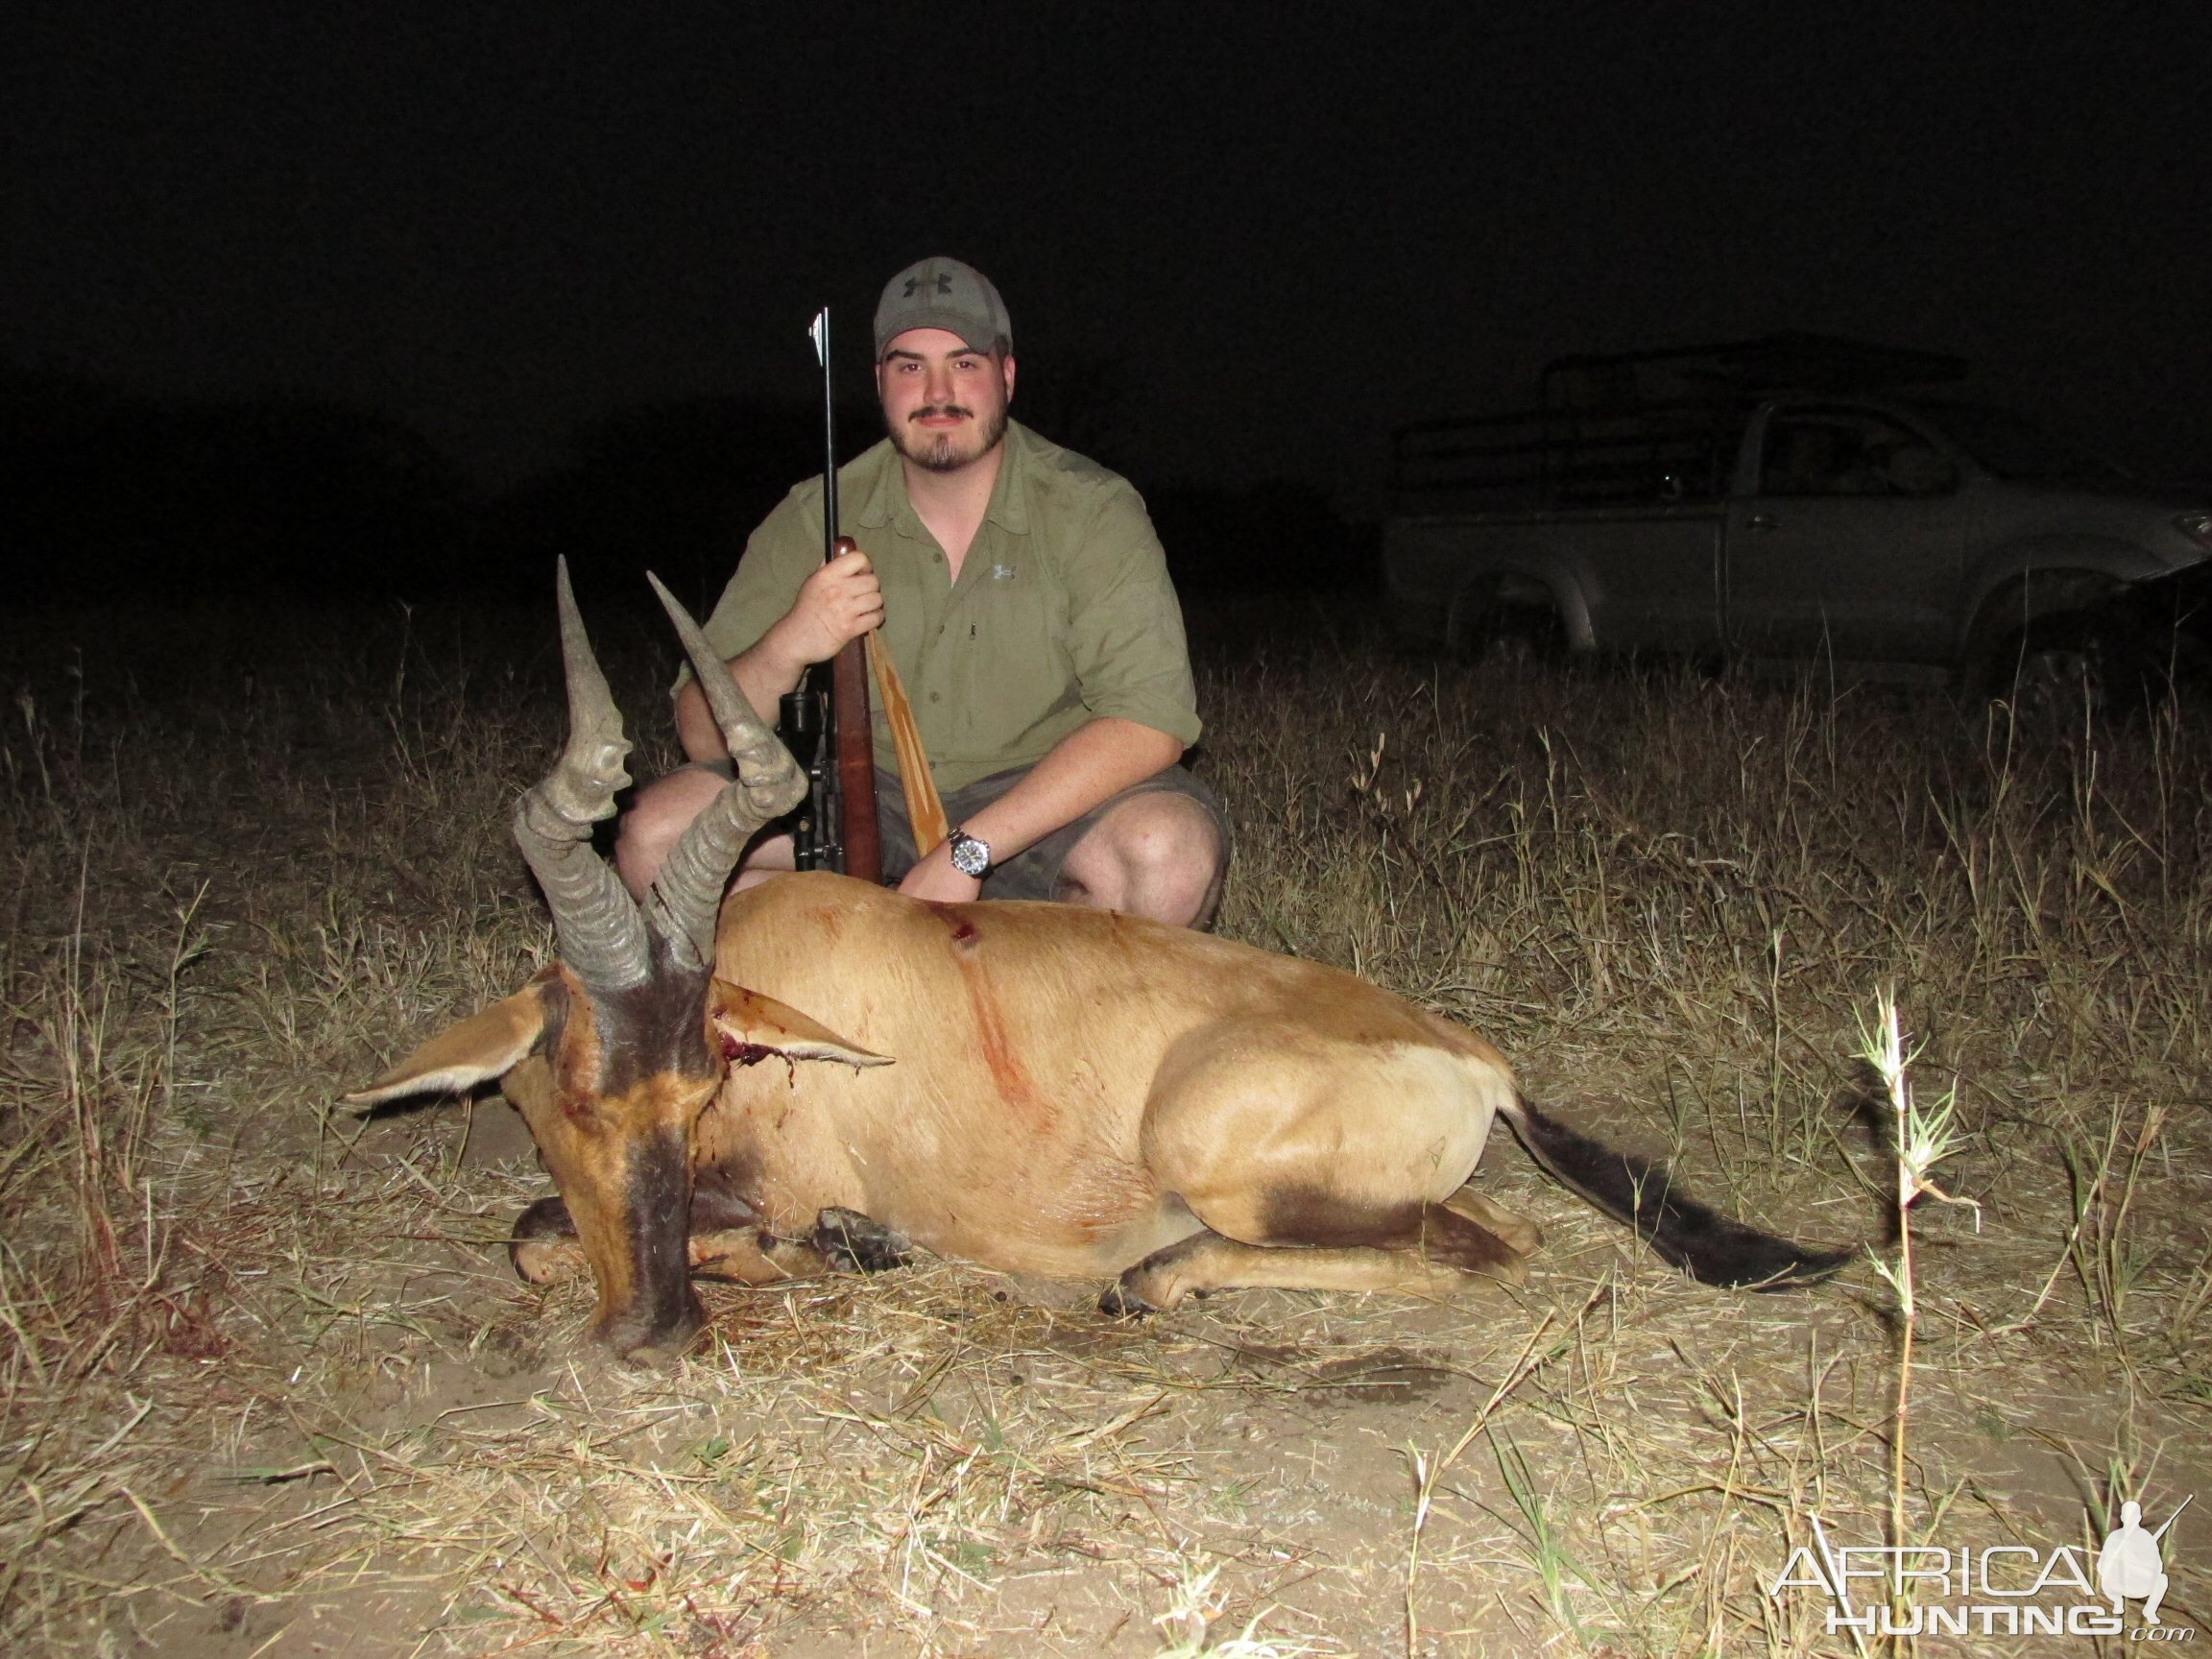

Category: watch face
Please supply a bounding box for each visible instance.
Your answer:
[950,832,990,878]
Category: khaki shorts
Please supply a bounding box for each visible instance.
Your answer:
[688,759,1230,902]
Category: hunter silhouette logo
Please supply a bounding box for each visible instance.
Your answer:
[903,273,955,298]
[2101,1496,2188,1626]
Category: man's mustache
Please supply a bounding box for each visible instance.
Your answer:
[908,404,974,422]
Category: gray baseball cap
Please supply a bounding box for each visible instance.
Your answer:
[873,256,1012,360]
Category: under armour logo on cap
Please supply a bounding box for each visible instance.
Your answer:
[875,257,1013,360]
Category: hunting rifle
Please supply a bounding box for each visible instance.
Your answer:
[781,309,948,880]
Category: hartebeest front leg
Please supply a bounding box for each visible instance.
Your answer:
[680,1181,844,1285]
[687,1210,916,1285]
[811,1208,917,1273]
[508,1189,829,1289]
[512,1195,589,1286]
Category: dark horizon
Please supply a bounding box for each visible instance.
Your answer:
[12,3,2212,517]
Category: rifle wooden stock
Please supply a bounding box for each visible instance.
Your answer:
[869,634,950,854]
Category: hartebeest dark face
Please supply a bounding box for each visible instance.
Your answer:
[353,946,889,1359]
[504,965,731,1358]
[348,564,813,1361]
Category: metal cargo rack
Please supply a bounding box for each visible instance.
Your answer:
[1395,334,1967,511]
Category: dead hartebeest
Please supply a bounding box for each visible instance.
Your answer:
[347,565,1846,1361]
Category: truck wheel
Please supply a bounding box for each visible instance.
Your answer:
[1489,603,1565,666]
[1451,578,1566,667]
[1470,598,1566,667]
[1974,616,2105,733]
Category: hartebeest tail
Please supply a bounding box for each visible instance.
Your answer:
[1501,1094,1849,1289]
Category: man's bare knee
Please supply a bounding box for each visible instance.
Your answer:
[1064,794,1223,927]
[731,833,797,890]
[613,769,729,899]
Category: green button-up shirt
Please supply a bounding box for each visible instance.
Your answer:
[694,421,1202,796]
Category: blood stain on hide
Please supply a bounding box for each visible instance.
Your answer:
[957,959,1049,1125]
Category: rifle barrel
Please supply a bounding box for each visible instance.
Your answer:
[805,306,879,880]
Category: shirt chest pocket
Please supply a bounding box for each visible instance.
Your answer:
[942,561,1078,757]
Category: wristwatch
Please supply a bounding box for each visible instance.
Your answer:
[947,828,993,879]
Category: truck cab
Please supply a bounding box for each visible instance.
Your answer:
[1383,336,2212,693]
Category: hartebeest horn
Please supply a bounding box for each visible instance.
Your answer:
[643,571,807,969]
[512,560,652,990]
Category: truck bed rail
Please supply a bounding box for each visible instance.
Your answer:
[1393,397,1746,511]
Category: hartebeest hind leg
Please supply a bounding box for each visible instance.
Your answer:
[1102,1201,1533,1314]
[1440,1187,1542,1257]
[1111,1023,1530,1311]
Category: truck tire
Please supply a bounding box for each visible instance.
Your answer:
[1970,613,2106,732]
[1455,579,1566,666]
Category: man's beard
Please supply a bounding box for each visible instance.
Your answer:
[890,401,1009,472]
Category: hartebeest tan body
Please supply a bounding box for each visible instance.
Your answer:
[706,873,1515,1281]
[350,567,1843,1361]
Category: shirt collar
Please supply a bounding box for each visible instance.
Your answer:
[984,421,1034,536]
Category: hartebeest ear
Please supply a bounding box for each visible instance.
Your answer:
[344,985,552,1107]
[708,980,892,1070]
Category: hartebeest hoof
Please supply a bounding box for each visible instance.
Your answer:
[812,1207,916,1274]
[1096,1278,1160,1319]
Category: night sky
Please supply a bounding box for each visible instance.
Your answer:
[12,3,2211,512]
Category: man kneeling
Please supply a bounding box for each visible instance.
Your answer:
[615,255,1225,926]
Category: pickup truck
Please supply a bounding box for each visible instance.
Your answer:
[1382,337,2212,695]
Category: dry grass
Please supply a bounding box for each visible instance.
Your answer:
[2,592,2206,1655]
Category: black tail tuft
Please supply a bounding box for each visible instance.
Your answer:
[1501,1094,1849,1290]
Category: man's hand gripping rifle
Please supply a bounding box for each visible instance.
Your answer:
[781,308,947,881]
